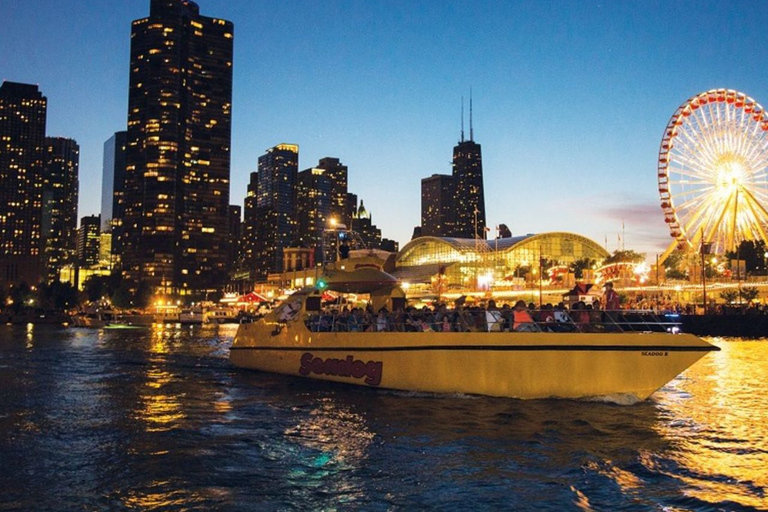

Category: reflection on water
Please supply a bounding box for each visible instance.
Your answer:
[653,338,768,510]
[0,326,766,511]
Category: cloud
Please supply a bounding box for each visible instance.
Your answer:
[593,201,674,255]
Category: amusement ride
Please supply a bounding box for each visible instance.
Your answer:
[658,88,768,262]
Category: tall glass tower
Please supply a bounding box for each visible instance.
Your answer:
[42,137,79,283]
[123,0,234,298]
[0,81,47,287]
[451,96,486,239]
[250,144,299,281]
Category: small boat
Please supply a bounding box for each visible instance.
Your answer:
[231,267,719,403]
[72,305,122,328]
[204,306,241,324]
[179,306,204,325]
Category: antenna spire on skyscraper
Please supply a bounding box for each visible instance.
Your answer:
[469,87,474,142]
[460,96,465,143]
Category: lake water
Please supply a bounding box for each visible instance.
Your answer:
[0,324,766,511]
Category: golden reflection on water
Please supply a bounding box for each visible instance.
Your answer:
[25,323,34,349]
[135,324,185,432]
[653,338,768,509]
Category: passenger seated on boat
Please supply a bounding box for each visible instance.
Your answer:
[537,304,555,323]
[362,305,375,332]
[513,300,538,332]
[348,308,363,332]
[376,308,389,332]
[404,307,421,332]
[550,303,577,332]
[391,307,405,332]
[334,307,350,332]
[571,301,593,332]
[440,315,452,332]
[588,305,605,332]
[316,313,332,332]
[499,304,512,331]
[485,300,503,332]
[536,304,557,332]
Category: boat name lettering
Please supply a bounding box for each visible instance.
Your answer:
[641,351,669,356]
[299,353,383,386]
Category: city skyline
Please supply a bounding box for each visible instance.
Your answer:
[4,1,768,258]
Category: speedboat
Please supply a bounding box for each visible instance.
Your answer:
[231,268,718,403]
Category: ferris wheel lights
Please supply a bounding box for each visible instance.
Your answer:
[658,88,768,255]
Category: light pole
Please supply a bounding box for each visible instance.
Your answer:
[701,241,711,315]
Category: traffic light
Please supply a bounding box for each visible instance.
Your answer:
[317,278,327,290]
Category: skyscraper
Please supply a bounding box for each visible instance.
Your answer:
[0,81,47,287]
[350,200,383,250]
[296,165,332,261]
[315,157,348,226]
[421,173,454,237]
[123,0,234,297]
[227,204,241,275]
[77,215,101,267]
[101,131,127,262]
[251,143,299,281]
[452,96,486,239]
[42,137,79,282]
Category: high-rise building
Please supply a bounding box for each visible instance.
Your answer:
[122,0,234,297]
[315,157,348,226]
[350,200,382,250]
[249,144,298,281]
[452,96,486,239]
[227,204,241,274]
[242,172,258,274]
[421,173,454,237]
[0,81,48,287]
[42,137,79,282]
[296,164,332,262]
[77,215,101,267]
[101,131,127,262]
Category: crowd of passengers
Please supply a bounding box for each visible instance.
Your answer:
[305,299,635,333]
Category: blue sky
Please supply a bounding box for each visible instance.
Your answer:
[3,0,768,257]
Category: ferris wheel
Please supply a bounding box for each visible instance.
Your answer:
[658,88,768,257]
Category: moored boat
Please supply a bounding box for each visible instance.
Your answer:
[204,306,240,324]
[231,269,719,403]
[179,306,204,325]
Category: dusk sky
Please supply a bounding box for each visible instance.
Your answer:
[3,1,768,258]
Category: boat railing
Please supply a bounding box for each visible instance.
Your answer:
[302,308,683,334]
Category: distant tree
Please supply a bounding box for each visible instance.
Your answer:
[725,240,767,273]
[111,283,134,310]
[719,289,739,304]
[497,224,512,238]
[569,258,597,279]
[664,251,684,271]
[604,250,645,265]
[740,286,760,304]
[666,269,687,280]
[83,275,110,303]
[36,281,78,310]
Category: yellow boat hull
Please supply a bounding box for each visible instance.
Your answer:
[231,320,717,403]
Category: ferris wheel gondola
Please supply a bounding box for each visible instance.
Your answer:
[658,88,768,257]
